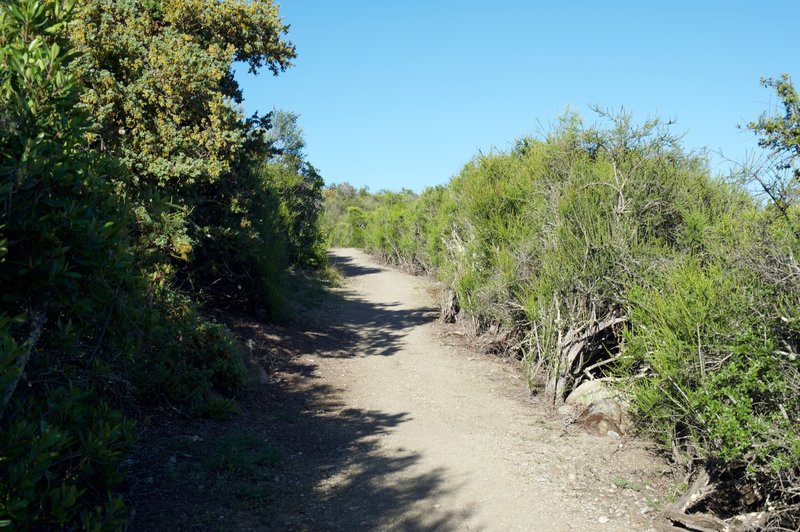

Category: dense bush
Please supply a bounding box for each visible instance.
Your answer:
[1,0,134,525]
[1,0,324,528]
[69,0,300,307]
[322,183,379,248]
[261,109,327,268]
[323,108,800,521]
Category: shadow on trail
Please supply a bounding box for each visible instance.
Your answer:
[240,323,473,529]
[328,252,385,278]
[126,256,474,531]
[319,293,439,358]
[324,251,439,358]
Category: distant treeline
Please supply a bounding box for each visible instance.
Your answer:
[1,0,324,527]
[323,99,800,524]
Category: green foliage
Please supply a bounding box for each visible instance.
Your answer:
[71,0,295,190]
[129,289,245,405]
[321,183,378,248]
[204,431,282,478]
[749,74,800,180]
[0,0,129,320]
[69,0,299,299]
[0,389,132,529]
[742,74,800,237]
[195,396,240,421]
[623,259,799,496]
[1,1,135,526]
[1,0,320,528]
[325,108,800,514]
[262,110,327,268]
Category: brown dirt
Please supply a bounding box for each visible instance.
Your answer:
[125,248,678,531]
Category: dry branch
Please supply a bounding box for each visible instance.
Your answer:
[546,311,627,404]
[0,308,46,419]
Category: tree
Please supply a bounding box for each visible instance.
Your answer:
[749,74,800,177]
[267,108,307,168]
[745,74,800,232]
[260,109,326,267]
[69,0,297,266]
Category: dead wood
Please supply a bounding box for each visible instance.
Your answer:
[440,289,459,323]
[546,311,627,404]
[663,508,728,532]
[477,324,514,355]
[671,469,715,514]
[0,308,46,420]
[662,469,778,532]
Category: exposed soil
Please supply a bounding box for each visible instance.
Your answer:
[125,248,678,531]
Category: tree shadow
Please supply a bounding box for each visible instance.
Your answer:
[328,251,385,278]
[125,264,476,531]
[318,250,440,358]
[318,292,439,358]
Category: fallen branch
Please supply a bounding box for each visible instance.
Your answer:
[663,508,727,532]
[670,469,715,514]
[1,308,46,419]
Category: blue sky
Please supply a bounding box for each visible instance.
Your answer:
[237,1,800,192]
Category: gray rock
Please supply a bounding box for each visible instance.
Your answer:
[565,379,622,407]
[566,380,632,436]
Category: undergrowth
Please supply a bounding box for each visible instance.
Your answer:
[1,0,324,528]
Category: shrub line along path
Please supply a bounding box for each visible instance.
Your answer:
[270,248,670,530]
[129,248,672,530]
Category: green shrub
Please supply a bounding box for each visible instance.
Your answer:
[0,389,132,529]
[1,1,135,526]
[623,260,799,498]
[327,109,800,516]
[195,397,240,421]
[128,288,245,405]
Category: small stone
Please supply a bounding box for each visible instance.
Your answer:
[598,516,610,524]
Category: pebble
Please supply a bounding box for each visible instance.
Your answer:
[598,516,610,524]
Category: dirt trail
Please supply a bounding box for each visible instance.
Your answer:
[291,249,669,531]
[128,248,672,531]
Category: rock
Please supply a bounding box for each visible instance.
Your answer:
[577,399,624,436]
[598,516,610,524]
[566,380,632,435]
[565,379,621,407]
[558,403,576,417]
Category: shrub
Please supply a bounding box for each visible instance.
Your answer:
[0,390,132,529]
[1,1,135,525]
[325,109,799,519]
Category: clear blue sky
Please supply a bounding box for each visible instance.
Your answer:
[237,1,799,192]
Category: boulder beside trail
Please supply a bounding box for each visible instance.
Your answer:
[563,380,631,437]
